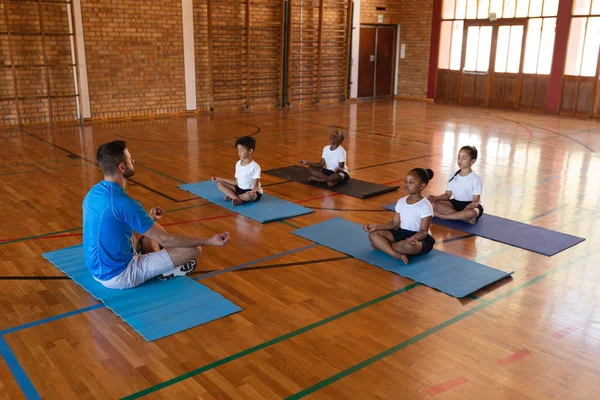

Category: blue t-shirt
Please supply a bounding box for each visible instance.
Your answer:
[82,180,154,280]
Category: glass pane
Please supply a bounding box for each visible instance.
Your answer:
[537,18,556,74]
[565,17,588,75]
[529,0,543,17]
[593,0,600,14]
[490,0,503,17]
[543,0,559,16]
[456,0,467,19]
[581,17,600,76]
[467,0,478,18]
[450,21,464,70]
[477,26,493,71]
[504,0,516,18]
[464,26,480,70]
[572,0,592,15]
[516,0,530,17]
[495,26,511,72]
[478,0,490,18]
[523,18,542,73]
[439,22,452,68]
[443,0,456,19]
[507,25,524,73]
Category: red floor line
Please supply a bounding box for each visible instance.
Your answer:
[36,233,83,240]
[552,326,578,339]
[497,349,532,366]
[3,192,334,243]
[425,377,469,396]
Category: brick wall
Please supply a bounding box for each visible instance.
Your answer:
[360,0,434,99]
[396,0,433,98]
[249,0,282,108]
[1,0,351,127]
[193,0,211,111]
[321,1,350,102]
[289,0,349,105]
[80,0,187,119]
[0,1,76,125]
[360,0,401,24]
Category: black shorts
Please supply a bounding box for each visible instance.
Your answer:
[450,199,484,220]
[322,168,350,182]
[235,185,262,201]
[389,228,436,255]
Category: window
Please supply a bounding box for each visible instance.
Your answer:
[450,22,465,69]
[495,25,524,73]
[565,0,600,76]
[529,0,543,17]
[440,0,559,74]
[523,18,556,74]
[443,0,457,19]
[565,17,600,76]
[438,21,464,70]
[464,26,493,71]
[442,0,559,20]
[573,0,592,15]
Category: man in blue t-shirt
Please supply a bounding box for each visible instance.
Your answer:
[83,140,230,289]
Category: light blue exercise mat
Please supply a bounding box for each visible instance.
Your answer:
[179,181,314,223]
[382,203,585,256]
[42,244,242,341]
[292,217,513,298]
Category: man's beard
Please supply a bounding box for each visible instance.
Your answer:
[123,166,135,179]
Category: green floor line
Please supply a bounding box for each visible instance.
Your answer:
[121,283,421,399]
[0,227,84,246]
[286,248,599,399]
[279,220,301,229]
[465,293,482,301]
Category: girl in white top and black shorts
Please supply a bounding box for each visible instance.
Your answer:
[299,129,350,187]
[428,146,484,224]
[363,168,436,265]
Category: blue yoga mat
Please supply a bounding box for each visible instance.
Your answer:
[382,203,585,256]
[179,181,314,223]
[292,217,512,298]
[42,244,242,341]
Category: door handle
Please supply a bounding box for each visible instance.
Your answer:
[370,55,375,62]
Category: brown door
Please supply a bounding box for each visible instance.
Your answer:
[358,25,396,98]
[358,27,376,98]
[375,26,395,97]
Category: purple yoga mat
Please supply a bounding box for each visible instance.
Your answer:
[381,203,585,257]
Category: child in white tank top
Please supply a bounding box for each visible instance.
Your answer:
[428,146,484,224]
[363,168,436,265]
[299,129,350,187]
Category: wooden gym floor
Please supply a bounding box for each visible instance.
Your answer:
[0,100,599,399]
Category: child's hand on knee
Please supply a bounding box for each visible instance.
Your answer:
[363,224,377,233]
[408,236,419,246]
[211,176,220,182]
[299,160,307,166]
[427,195,436,203]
